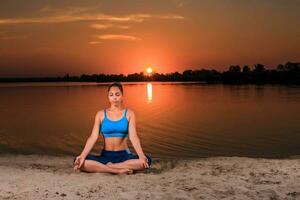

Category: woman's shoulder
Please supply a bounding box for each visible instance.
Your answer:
[97,109,105,115]
[126,108,134,114]
[95,109,105,121]
[126,108,136,120]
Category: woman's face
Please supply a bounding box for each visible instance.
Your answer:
[108,86,123,106]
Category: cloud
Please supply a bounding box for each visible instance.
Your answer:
[97,34,141,41]
[89,23,130,29]
[0,5,184,25]
[38,5,99,15]
[89,41,103,45]
[0,6,184,45]
[157,15,185,20]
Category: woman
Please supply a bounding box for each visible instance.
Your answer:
[73,82,152,175]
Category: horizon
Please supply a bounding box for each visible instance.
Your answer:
[1,61,298,79]
[0,0,299,77]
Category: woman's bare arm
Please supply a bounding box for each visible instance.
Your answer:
[128,110,146,158]
[79,111,102,158]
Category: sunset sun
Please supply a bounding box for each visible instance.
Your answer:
[146,67,153,75]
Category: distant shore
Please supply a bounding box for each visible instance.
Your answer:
[0,62,299,84]
[1,154,299,200]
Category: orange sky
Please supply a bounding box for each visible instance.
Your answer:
[0,0,299,77]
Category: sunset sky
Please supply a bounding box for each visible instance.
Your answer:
[0,0,299,77]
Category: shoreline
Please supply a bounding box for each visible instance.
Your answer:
[1,154,300,199]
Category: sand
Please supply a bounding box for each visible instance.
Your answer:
[0,154,300,200]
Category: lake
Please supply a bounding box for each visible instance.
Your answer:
[0,82,299,159]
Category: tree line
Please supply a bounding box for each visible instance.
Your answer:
[0,62,299,84]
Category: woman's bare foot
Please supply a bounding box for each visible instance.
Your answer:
[107,162,119,169]
[106,162,133,174]
[118,168,133,175]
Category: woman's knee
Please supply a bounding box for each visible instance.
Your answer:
[80,160,102,172]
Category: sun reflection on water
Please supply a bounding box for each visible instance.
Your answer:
[147,82,152,103]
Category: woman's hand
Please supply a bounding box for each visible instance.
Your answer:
[73,155,86,170]
[139,155,149,169]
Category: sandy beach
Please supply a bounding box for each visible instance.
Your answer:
[0,154,299,200]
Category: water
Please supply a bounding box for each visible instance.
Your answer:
[0,82,299,159]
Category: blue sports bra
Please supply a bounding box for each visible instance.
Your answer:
[100,108,129,138]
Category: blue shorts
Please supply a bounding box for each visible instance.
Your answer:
[74,148,152,167]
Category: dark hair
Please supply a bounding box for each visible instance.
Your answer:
[108,82,123,94]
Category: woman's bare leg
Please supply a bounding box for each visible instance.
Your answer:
[106,159,146,171]
[80,160,133,174]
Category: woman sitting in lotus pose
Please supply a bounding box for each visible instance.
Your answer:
[73,82,152,174]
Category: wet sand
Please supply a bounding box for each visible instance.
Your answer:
[0,154,299,200]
